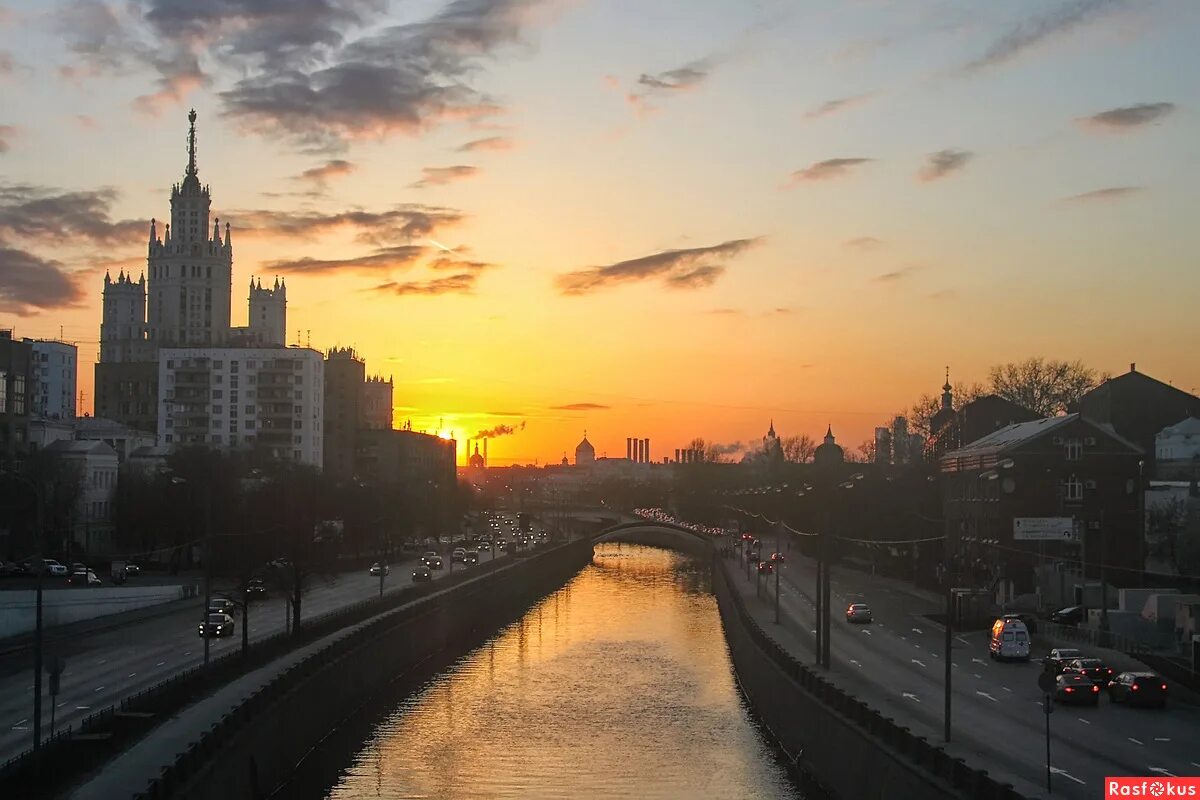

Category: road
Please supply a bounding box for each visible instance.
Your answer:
[737,551,1200,797]
[0,552,507,766]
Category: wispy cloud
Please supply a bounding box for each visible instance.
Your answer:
[917,149,974,182]
[0,124,16,153]
[873,265,921,283]
[73,114,100,130]
[550,403,611,411]
[1064,186,1142,203]
[556,237,763,296]
[457,135,515,152]
[962,0,1123,74]
[371,273,480,296]
[0,50,15,77]
[625,55,717,114]
[1078,102,1175,131]
[427,255,493,272]
[411,165,481,189]
[0,182,143,244]
[0,246,86,315]
[474,421,527,438]
[265,245,425,275]
[294,159,356,189]
[845,236,883,250]
[231,205,463,244]
[803,93,875,120]
[788,158,873,184]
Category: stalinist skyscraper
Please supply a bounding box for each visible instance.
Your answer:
[95,110,287,434]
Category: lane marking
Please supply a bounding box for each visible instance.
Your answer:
[972,658,988,666]
[1077,718,1091,725]
[56,702,66,708]
[1050,767,1085,786]
[931,652,940,658]
[1128,738,1144,745]
[1154,738,1170,742]
[156,661,166,667]
[1003,687,1012,693]
[952,663,959,668]
[976,691,998,702]
[850,659,862,667]
[75,706,89,710]
[93,686,104,692]
[902,692,921,703]
[1191,762,1200,769]
[12,718,27,727]
[862,630,872,636]
[1149,768,1176,777]
[127,673,137,678]
[973,673,982,679]
[912,659,926,668]
[956,636,970,645]
[912,628,924,635]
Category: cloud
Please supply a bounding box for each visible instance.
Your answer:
[295,159,356,188]
[473,421,527,438]
[230,204,463,244]
[788,158,873,184]
[0,124,16,153]
[217,0,551,151]
[1078,102,1175,131]
[0,182,144,244]
[457,135,514,152]
[1064,186,1142,203]
[962,0,1123,73]
[410,165,480,189]
[0,246,86,314]
[626,56,716,113]
[371,273,480,296]
[427,255,493,272]
[264,244,424,275]
[928,289,958,300]
[550,403,611,411]
[74,114,101,130]
[556,237,763,295]
[844,236,883,250]
[706,307,742,316]
[0,50,15,76]
[803,93,875,120]
[917,149,974,182]
[873,265,920,283]
[709,441,746,457]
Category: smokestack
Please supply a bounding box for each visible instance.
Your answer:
[483,438,488,467]
[627,437,633,460]
[675,448,680,463]
[644,438,650,464]
[638,438,645,463]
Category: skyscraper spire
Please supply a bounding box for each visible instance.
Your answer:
[186,108,198,177]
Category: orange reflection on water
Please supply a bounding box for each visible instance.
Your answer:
[327,544,795,800]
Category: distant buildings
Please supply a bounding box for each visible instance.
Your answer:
[813,426,844,468]
[575,432,595,466]
[30,340,77,421]
[1156,418,1200,480]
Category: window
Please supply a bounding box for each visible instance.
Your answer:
[165,434,173,443]
[212,419,221,428]
[1063,475,1083,501]
[212,405,223,414]
[1064,438,1082,461]
[212,390,223,399]
[213,360,223,369]
[245,405,254,414]
[293,420,302,429]
[245,420,256,429]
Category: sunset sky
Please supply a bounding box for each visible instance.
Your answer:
[2,0,1198,465]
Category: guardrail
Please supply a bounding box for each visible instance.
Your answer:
[714,555,1030,800]
[0,550,524,797]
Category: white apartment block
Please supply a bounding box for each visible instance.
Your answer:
[30,339,77,420]
[157,346,324,467]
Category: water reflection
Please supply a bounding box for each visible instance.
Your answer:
[326,544,796,800]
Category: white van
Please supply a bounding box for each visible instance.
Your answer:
[989,617,1031,661]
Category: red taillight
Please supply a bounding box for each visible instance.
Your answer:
[1092,686,1099,693]
[1161,684,1168,691]
[1131,684,1139,691]
[1064,687,1074,693]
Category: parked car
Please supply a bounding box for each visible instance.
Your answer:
[412,565,433,582]
[1108,672,1168,708]
[369,562,390,576]
[1044,648,1085,674]
[0,561,25,577]
[1063,657,1115,685]
[198,613,235,638]
[70,562,88,574]
[1054,672,1100,706]
[428,556,444,570]
[41,559,68,577]
[69,569,102,586]
[845,603,873,623]
[1051,606,1084,625]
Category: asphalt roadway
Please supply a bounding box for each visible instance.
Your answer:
[0,552,506,766]
[733,550,1200,798]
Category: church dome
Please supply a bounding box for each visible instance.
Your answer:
[575,433,596,465]
[814,425,844,465]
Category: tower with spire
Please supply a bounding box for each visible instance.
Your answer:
[248,276,287,346]
[100,270,150,363]
[145,108,234,346]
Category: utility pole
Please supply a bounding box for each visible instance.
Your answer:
[33,481,44,756]
[815,550,823,664]
[202,485,212,668]
[1099,510,1109,636]
[774,521,782,624]
[944,571,953,742]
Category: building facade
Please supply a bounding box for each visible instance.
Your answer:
[0,330,32,463]
[355,428,457,487]
[323,347,365,479]
[1078,365,1200,472]
[941,414,1143,603]
[157,346,324,466]
[44,439,119,555]
[361,376,393,430]
[29,340,77,421]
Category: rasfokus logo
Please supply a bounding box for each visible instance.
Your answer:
[1106,777,1200,798]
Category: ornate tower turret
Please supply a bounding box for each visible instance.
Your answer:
[100,269,149,363]
[248,276,287,346]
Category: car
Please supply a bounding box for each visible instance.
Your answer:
[465,551,479,565]
[1054,672,1100,705]
[420,551,439,566]
[1108,672,1168,708]
[41,559,68,577]
[267,558,291,570]
[846,603,873,623]
[198,613,235,638]
[496,539,508,551]
[124,563,141,577]
[989,616,1031,661]
[1063,657,1114,685]
[451,547,467,563]
[757,561,773,575]
[208,597,237,615]
[70,562,88,574]
[1044,648,1085,674]
[412,566,433,582]
[369,562,390,576]
[428,556,444,570]
[245,578,267,598]
[769,552,786,563]
[69,569,102,586]
[1051,606,1084,625]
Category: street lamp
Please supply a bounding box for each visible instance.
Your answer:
[171,475,213,668]
[2,470,46,756]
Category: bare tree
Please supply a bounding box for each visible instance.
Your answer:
[906,381,987,437]
[856,439,876,463]
[687,437,728,464]
[782,434,817,463]
[987,358,1105,417]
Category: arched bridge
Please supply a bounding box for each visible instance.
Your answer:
[591,520,715,558]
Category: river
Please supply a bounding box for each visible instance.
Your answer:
[323,543,798,799]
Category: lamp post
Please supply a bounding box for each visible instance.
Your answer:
[172,476,212,667]
[3,470,47,755]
